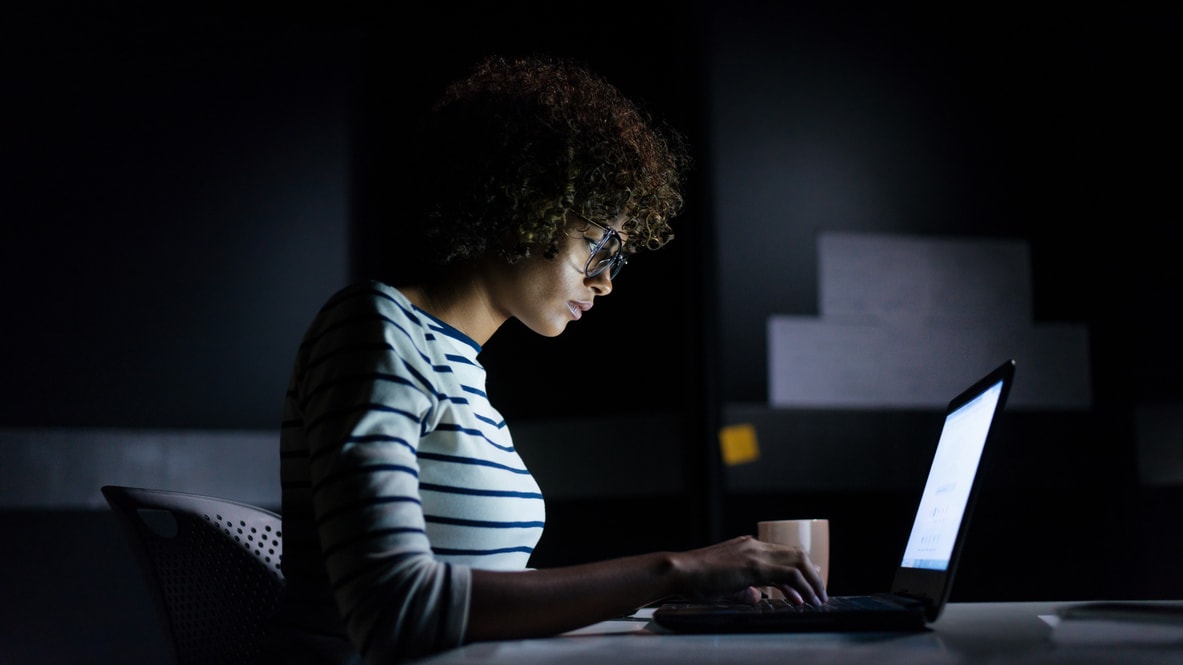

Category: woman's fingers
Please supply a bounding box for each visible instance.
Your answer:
[805,560,828,603]
[776,566,825,606]
[730,586,762,604]
[770,544,827,604]
[776,584,806,605]
[679,536,828,604]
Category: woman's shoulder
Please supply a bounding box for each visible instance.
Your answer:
[312,280,480,359]
[318,280,415,319]
[298,281,425,345]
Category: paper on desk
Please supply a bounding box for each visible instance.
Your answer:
[1044,602,1183,646]
[561,608,656,637]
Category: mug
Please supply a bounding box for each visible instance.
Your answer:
[757,518,830,597]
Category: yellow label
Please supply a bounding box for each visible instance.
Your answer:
[719,423,760,466]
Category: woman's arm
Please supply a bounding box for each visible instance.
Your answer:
[466,535,827,641]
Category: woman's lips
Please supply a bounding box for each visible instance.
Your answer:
[568,300,592,320]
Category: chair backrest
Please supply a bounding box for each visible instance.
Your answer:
[101,485,285,665]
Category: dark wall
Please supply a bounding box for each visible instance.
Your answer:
[6,2,1178,464]
[704,1,1182,602]
[707,1,1180,406]
[2,0,709,428]
[2,4,357,428]
[2,5,710,662]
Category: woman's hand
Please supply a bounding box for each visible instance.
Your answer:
[467,536,827,642]
[668,535,828,606]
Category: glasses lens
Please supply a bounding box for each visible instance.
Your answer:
[586,233,624,279]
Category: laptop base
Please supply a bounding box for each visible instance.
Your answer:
[652,594,929,633]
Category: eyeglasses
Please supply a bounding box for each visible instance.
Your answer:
[574,214,628,280]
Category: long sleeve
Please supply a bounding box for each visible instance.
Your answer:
[271,281,543,664]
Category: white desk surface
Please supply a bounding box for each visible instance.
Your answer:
[416,601,1183,664]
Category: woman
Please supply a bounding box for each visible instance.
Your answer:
[260,54,826,664]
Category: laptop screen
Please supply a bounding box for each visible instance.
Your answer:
[899,379,1004,571]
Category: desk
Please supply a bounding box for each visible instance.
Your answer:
[417,601,1183,664]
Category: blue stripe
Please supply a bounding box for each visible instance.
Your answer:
[309,433,415,468]
[419,482,543,499]
[397,355,455,399]
[303,340,395,374]
[315,494,421,526]
[433,423,514,452]
[427,515,545,528]
[445,353,479,367]
[473,412,506,428]
[460,385,488,399]
[343,433,416,454]
[301,371,422,405]
[316,463,419,494]
[433,546,535,556]
[417,451,530,474]
[298,311,391,353]
[323,525,425,559]
[305,403,420,436]
[300,285,484,422]
[410,304,482,353]
[303,296,457,380]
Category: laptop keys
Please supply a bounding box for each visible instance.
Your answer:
[757,595,899,613]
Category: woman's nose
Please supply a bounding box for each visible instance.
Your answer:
[588,270,613,296]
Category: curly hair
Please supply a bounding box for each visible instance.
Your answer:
[413,54,691,266]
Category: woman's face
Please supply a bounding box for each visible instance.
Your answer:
[486,214,628,338]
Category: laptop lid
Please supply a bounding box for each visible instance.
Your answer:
[889,359,1015,622]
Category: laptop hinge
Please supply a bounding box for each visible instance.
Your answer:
[884,590,932,608]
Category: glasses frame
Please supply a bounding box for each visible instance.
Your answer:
[572,213,628,280]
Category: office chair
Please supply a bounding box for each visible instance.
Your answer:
[101,485,285,665]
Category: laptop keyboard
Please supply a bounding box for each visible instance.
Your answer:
[756,595,901,614]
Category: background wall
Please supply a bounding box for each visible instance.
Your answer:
[2,7,359,662]
[1,4,710,663]
[708,2,1179,405]
[703,0,1181,604]
[2,5,356,428]
[2,2,1180,663]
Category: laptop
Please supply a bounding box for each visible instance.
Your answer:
[652,359,1016,633]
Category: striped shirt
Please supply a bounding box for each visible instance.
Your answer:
[265,281,545,664]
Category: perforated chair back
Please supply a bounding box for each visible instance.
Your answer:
[101,485,285,665]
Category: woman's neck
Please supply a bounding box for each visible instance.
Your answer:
[399,261,506,346]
